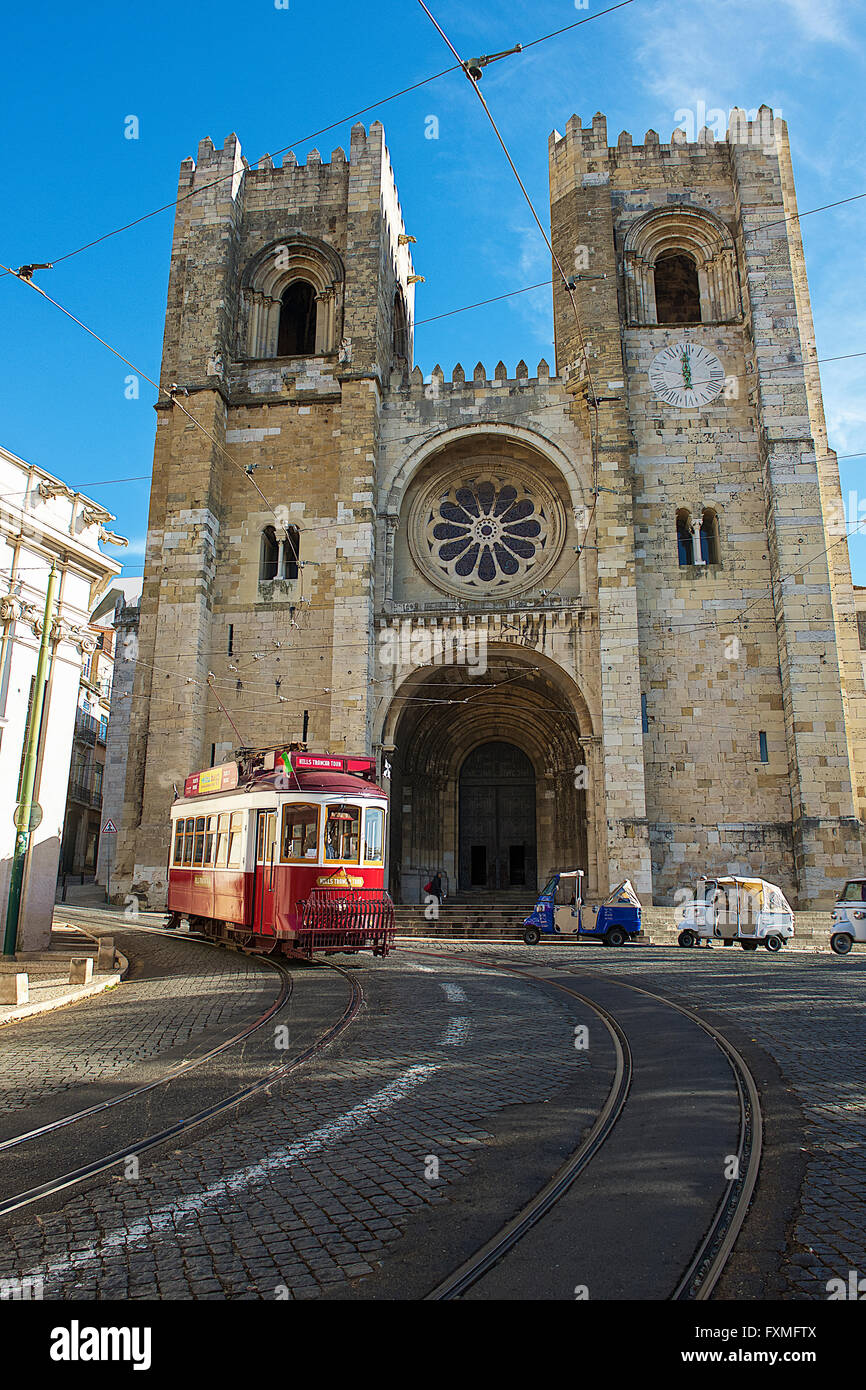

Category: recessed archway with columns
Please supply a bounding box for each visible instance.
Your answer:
[375,643,603,904]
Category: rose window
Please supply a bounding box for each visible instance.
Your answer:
[417,475,559,594]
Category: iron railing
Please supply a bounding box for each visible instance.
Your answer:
[296,889,396,956]
[68,779,102,807]
[74,710,100,745]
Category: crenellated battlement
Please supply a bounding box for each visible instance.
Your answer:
[389,358,558,397]
[181,120,393,174]
[549,104,784,173]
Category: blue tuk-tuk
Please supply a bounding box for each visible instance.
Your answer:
[523,871,642,947]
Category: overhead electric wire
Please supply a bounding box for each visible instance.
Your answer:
[5,2,866,697]
[0,262,306,571]
[2,0,639,283]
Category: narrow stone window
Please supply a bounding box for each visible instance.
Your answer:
[641,692,649,734]
[283,526,300,581]
[759,731,769,764]
[700,509,720,565]
[654,250,701,324]
[260,525,300,582]
[227,624,234,656]
[277,280,317,356]
[676,510,694,566]
[393,289,409,363]
[260,526,280,581]
[858,612,866,650]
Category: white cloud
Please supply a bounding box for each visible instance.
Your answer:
[776,0,852,46]
[634,0,855,110]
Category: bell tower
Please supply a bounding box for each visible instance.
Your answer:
[548,107,865,905]
[115,123,416,906]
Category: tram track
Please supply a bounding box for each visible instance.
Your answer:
[0,927,293,1156]
[0,921,364,1220]
[408,947,762,1302]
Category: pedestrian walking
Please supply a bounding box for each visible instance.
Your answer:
[424,871,444,904]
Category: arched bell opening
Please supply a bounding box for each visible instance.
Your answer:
[654,250,701,324]
[278,280,317,356]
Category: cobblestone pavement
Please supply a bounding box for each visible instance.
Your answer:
[0,953,597,1300]
[427,942,866,1301]
[0,926,278,1120]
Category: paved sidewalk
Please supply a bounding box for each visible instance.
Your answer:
[0,922,125,1027]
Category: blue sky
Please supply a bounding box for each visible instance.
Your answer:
[1,0,864,579]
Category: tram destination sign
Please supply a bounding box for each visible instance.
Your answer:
[259,750,379,781]
[292,753,377,777]
[183,762,239,798]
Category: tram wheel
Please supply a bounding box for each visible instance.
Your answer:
[678,929,697,948]
[523,926,541,946]
[831,933,853,956]
[764,934,784,953]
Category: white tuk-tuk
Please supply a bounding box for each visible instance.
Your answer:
[830,878,866,954]
[677,876,794,952]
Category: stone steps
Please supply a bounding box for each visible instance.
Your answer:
[393,903,832,945]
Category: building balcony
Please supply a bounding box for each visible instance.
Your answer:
[69,779,102,808]
[74,710,101,745]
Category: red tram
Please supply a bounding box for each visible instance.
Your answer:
[166,750,395,957]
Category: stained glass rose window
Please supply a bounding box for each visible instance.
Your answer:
[416,473,560,594]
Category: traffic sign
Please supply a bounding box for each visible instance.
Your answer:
[101,820,118,833]
[13,802,42,832]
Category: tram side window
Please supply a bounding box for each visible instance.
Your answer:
[215,813,230,868]
[173,821,184,865]
[282,803,319,861]
[193,816,206,866]
[204,816,216,866]
[182,817,195,865]
[363,807,384,864]
[227,812,245,868]
[324,804,360,862]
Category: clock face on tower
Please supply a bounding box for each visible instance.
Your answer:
[648,342,726,409]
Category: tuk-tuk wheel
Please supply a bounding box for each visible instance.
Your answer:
[741,940,759,951]
[604,926,626,947]
[764,934,784,953]
[523,926,541,946]
[678,929,697,948]
[831,933,854,956]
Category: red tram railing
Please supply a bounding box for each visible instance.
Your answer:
[295,888,396,957]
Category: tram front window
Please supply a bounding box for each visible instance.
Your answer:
[282,803,319,861]
[324,804,360,862]
[364,807,384,864]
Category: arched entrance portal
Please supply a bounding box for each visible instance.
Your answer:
[381,647,597,904]
[458,742,536,891]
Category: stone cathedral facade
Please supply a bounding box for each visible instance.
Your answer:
[115,107,866,911]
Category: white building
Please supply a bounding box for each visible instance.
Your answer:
[0,444,124,951]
